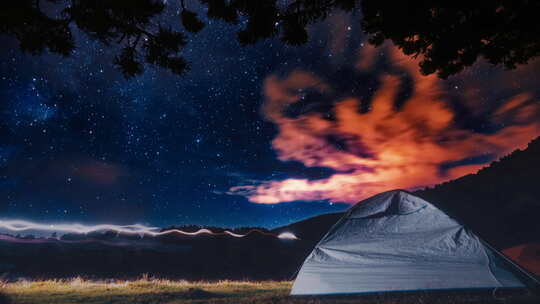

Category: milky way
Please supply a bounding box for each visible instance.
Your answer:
[1,2,539,228]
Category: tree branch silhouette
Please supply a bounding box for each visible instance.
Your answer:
[361,0,540,78]
[1,0,538,78]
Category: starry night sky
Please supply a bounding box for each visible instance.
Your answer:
[1,2,539,228]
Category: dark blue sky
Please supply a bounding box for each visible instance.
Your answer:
[1,1,539,229]
[0,1,351,228]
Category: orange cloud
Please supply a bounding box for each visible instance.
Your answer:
[229,45,540,204]
[355,42,378,71]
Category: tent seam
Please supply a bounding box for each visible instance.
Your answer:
[478,232,503,287]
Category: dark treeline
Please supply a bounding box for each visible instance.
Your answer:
[362,0,540,78]
[416,137,540,249]
[2,0,538,79]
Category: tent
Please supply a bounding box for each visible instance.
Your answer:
[291,190,532,295]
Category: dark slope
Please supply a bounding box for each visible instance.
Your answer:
[415,137,540,249]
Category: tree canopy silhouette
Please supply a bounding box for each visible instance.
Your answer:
[1,0,539,78]
[1,0,358,77]
[2,0,189,78]
[361,0,540,78]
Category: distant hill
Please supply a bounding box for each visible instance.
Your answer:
[415,136,540,249]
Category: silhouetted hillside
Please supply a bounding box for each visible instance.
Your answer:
[415,137,540,249]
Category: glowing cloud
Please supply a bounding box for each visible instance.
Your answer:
[229,46,540,204]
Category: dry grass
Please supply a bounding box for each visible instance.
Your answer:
[1,278,290,304]
[0,277,538,304]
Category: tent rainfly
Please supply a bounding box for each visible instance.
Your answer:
[291,190,531,295]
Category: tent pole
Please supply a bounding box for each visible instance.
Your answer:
[478,237,540,294]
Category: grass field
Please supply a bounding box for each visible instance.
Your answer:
[1,278,538,304]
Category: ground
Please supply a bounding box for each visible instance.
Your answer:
[1,279,538,304]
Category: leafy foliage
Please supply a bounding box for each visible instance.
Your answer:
[181,9,205,33]
[361,0,540,78]
[1,1,539,80]
[0,0,74,56]
[0,0,358,78]
[1,0,187,78]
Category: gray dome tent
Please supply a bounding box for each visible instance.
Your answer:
[291,190,531,295]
